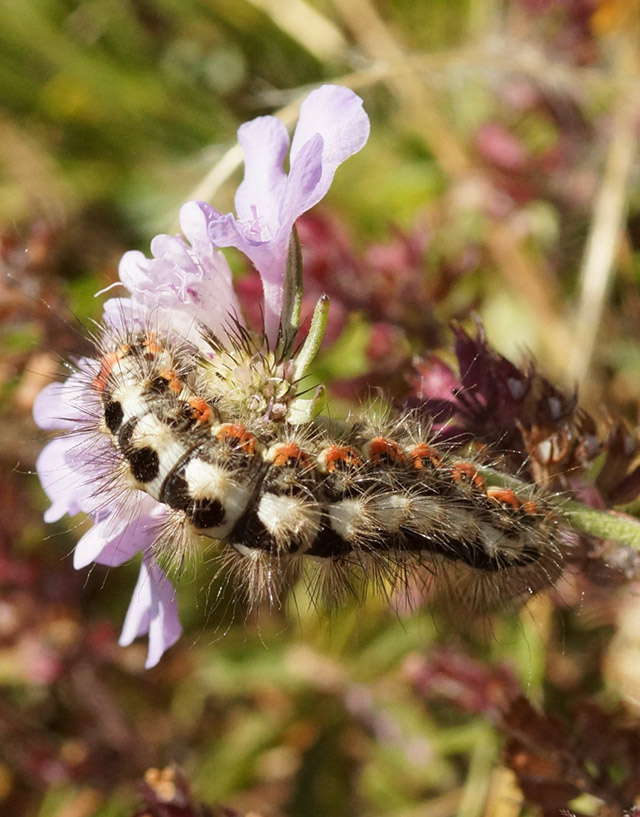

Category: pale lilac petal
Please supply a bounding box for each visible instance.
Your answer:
[104,299,202,355]
[73,497,163,569]
[177,204,243,331]
[33,368,98,431]
[33,383,69,430]
[234,117,289,222]
[119,558,182,669]
[60,434,122,517]
[206,212,283,341]
[213,230,285,342]
[37,426,122,523]
[205,209,290,337]
[73,514,119,569]
[102,297,147,332]
[114,214,241,341]
[179,200,218,260]
[207,210,251,250]
[118,250,153,292]
[289,85,370,210]
[261,273,287,341]
[36,438,84,522]
[148,234,195,275]
[279,133,324,232]
[179,201,236,291]
[34,382,80,431]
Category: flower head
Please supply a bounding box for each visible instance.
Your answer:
[34,85,369,668]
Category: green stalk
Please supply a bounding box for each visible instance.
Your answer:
[277,225,303,357]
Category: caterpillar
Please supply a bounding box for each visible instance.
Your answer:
[78,315,564,612]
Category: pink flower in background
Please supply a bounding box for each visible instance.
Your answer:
[34,85,369,668]
[475,122,528,173]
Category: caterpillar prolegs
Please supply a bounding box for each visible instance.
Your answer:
[85,319,563,611]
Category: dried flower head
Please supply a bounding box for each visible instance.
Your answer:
[409,321,602,488]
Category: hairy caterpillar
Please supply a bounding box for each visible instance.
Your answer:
[75,316,564,612]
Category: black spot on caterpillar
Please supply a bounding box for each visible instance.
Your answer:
[76,318,566,613]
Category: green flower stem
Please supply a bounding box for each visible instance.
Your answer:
[480,466,640,549]
[277,225,303,357]
[565,502,640,550]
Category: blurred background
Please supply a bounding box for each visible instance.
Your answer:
[3,1,640,815]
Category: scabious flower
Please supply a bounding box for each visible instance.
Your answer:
[34,85,370,668]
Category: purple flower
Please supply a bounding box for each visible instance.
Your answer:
[204,84,370,343]
[103,200,242,349]
[34,85,369,667]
